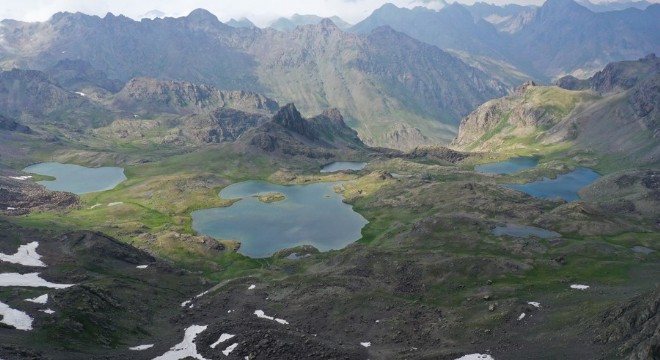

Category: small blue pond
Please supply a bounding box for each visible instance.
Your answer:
[192,180,368,258]
[23,162,127,194]
[503,167,601,201]
[320,162,367,173]
[475,157,538,174]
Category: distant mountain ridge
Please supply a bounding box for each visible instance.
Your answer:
[269,14,352,31]
[351,0,660,81]
[0,10,508,149]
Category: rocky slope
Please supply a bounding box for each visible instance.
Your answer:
[0,69,113,128]
[0,68,280,146]
[0,10,508,148]
[0,114,31,134]
[113,77,278,116]
[0,221,210,359]
[0,174,78,215]
[241,103,367,159]
[451,56,660,168]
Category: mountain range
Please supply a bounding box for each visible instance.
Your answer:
[0,10,507,149]
[351,0,660,81]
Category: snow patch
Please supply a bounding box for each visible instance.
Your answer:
[108,202,123,207]
[0,301,33,330]
[75,92,86,96]
[454,354,495,360]
[40,309,55,314]
[248,284,256,290]
[222,343,238,356]
[0,273,74,288]
[25,294,48,304]
[9,176,32,181]
[360,342,371,348]
[0,242,46,267]
[136,265,149,269]
[195,290,209,298]
[570,284,590,290]
[90,204,103,209]
[153,324,209,360]
[527,302,540,308]
[129,344,154,351]
[181,300,192,307]
[517,313,526,321]
[7,207,16,210]
[254,309,288,325]
[210,333,235,349]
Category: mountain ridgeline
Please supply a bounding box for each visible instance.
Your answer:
[0,10,508,149]
[351,0,660,81]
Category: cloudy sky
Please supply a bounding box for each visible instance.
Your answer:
[0,0,653,26]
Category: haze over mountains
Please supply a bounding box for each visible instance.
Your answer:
[0,9,507,149]
[352,0,660,81]
[0,0,657,150]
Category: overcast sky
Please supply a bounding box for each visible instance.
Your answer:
[0,0,655,26]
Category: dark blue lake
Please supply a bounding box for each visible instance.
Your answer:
[474,157,538,174]
[191,181,368,258]
[503,167,601,201]
[22,162,126,194]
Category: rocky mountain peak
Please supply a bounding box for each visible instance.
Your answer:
[318,18,339,30]
[185,8,224,29]
[320,108,346,127]
[538,0,592,17]
[515,80,537,94]
[187,8,219,22]
[272,103,316,139]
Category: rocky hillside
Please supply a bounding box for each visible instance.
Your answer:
[0,10,508,149]
[451,56,660,168]
[0,69,113,128]
[244,20,507,148]
[113,77,278,116]
[0,114,31,134]
[0,68,280,146]
[241,103,367,159]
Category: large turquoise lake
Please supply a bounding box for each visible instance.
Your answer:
[503,167,600,201]
[475,157,538,174]
[191,181,368,258]
[23,162,127,194]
